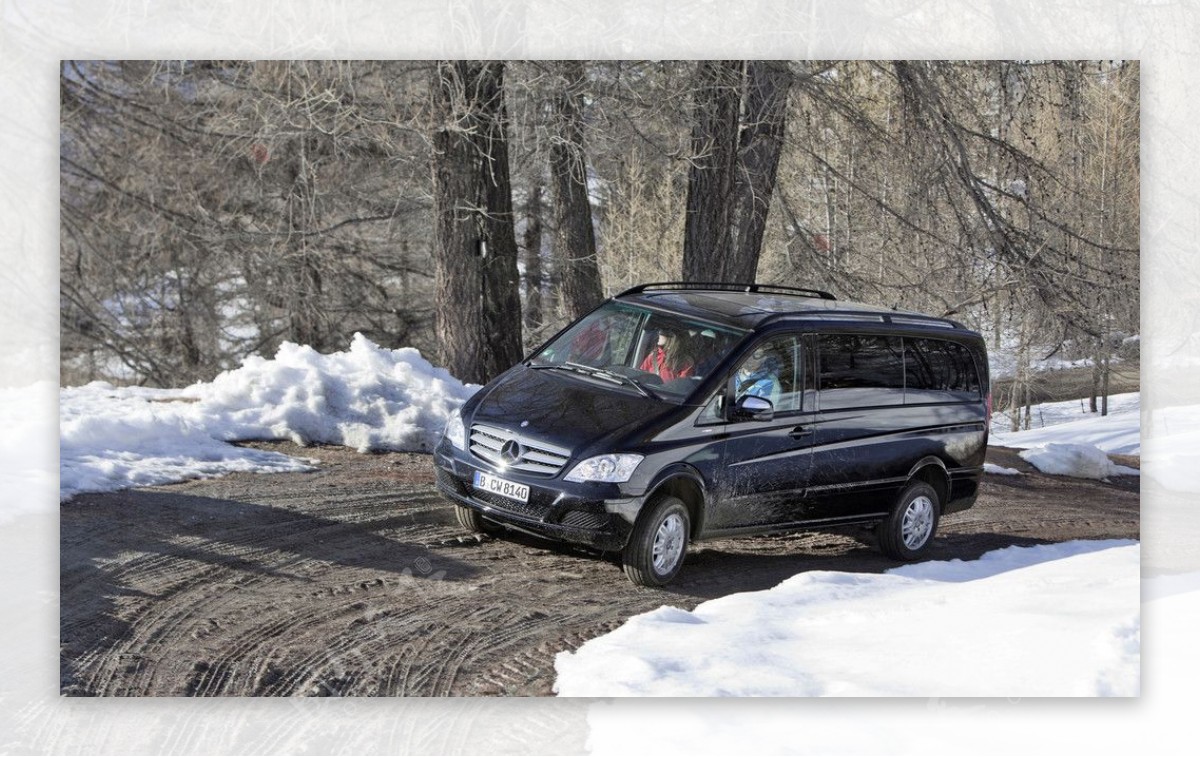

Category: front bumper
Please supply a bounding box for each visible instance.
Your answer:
[433,442,638,552]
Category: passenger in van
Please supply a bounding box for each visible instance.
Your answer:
[735,347,781,404]
[691,329,723,377]
[640,329,695,381]
[567,314,614,366]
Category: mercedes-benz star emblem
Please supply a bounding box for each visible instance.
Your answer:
[500,439,524,464]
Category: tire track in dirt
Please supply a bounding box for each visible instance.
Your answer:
[60,443,1140,696]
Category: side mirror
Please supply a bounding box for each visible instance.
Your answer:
[733,394,774,422]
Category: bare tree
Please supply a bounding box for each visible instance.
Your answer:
[60,60,434,386]
[521,181,545,335]
[430,60,523,385]
[566,60,691,295]
[681,60,794,283]
[598,147,687,291]
[682,60,742,282]
[766,60,1136,335]
[1076,61,1139,415]
[547,61,604,321]
[727,61,793,282]
[61,58,1138,398]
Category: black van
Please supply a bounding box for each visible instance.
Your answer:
[433,283,990,586]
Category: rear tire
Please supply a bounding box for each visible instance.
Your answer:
[455,504,495,535]
[877,481,940,561]
[622,496,690,587]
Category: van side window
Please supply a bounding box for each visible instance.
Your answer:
[818,334,904,409]
[904,338,982,403]
[733,335,804,413]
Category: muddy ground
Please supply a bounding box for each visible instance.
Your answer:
[60,443,1139,696]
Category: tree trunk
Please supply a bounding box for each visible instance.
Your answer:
[549,60,604,321]
[727,60,792,283]
[431,60,523,385]
[522,182,545,335]
[1022,381,1032,431]
[682,60,743,282]
[1101,353,1110,416]
[289,254,324,349]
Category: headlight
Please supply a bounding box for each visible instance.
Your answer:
[564,453,644,483]
[444,411,466,450]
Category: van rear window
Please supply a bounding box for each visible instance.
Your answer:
[904,338,982,402]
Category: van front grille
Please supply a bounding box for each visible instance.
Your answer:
[471,490,550,520]
[469,423,572,477]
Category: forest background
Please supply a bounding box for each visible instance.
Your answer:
[59,60,1139,426]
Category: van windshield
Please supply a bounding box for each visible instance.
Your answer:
[528,302,744,401]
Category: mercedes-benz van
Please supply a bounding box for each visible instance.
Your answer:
[433,282,990,586]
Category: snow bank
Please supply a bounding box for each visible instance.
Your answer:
[1019,443,1139,480]
[59,383,316,501]
[187,334,475,453]
[988,393,1142,481]
[59,335,478,501]
[554,541,1139,697]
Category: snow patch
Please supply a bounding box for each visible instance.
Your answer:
[991,392,1140,454]
[983,462,1021,475]
[1018,443,1138,480]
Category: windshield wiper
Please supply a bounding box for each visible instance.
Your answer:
[528,362,661,400]
[527,361,596,376]
[593,367,662,401]
[527,361,611,380]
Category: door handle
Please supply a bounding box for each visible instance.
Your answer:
[789,425,813,439]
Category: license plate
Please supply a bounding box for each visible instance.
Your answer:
[473,471,530,503]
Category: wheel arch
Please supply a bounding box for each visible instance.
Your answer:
[906,456,950,513]
[643,465,708,540]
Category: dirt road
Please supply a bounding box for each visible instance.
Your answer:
[60,443,1139,696]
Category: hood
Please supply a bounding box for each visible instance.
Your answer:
[465,364,670,453]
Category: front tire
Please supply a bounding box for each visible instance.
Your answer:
[454,503,495,535]
[622,496,690,587]
[877,481,940,561]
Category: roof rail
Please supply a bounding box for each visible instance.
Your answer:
[758,311,964,330]
[615,281,836,301]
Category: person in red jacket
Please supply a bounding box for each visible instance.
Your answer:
[568,314,613,366]
[640,329,694,381]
